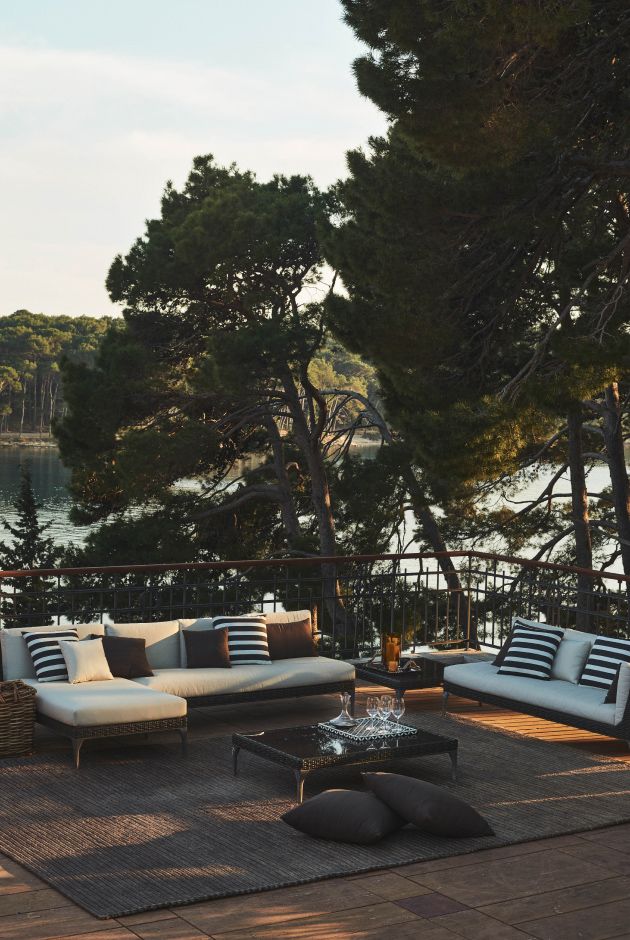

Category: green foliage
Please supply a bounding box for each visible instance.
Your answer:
[329,0,630,572]
[0,310,110,435]
[0,462,61,627]
[56,154,398,569]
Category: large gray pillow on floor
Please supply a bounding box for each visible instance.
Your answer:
[363,772,494,837]
[282,789,405,844]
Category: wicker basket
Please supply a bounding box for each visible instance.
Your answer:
[0,680,37,758]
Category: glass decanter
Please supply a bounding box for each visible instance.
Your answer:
[328,691,356,727]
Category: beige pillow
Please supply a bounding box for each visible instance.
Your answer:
[59,638,113,684]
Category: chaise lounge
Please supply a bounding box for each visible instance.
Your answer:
[0,610,355,766]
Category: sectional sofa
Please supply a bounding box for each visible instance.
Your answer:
[0,611,355,767]
[442,622,630,742]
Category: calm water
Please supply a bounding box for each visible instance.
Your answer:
[0,448,91,548]
[0,445,620,566]
[0,442,384,551]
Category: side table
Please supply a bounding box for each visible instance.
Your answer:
[356,650,495,699]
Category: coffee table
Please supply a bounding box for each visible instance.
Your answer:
[232,723,458,803]
[356,651,495,697]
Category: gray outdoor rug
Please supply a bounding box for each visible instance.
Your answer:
[2,713,630,918]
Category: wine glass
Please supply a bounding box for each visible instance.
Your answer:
[378,694,393,730]
[366,695,379,732]
[392,696,405,730]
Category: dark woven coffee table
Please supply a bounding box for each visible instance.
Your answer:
[232,723,458,803]
[356,652,496,696]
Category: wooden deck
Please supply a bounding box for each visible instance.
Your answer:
[3,685,630,940]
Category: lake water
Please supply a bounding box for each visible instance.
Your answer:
[0,442,384,551]
[0,444,620,567]
[0,448,91,548]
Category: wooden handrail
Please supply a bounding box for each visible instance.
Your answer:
[0,549,627,584]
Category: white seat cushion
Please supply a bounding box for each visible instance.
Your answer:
[444,661,616,726]
[107,621,180,669]
[1,623,104,680]
[23,677,186,727]
[133,656,355,699]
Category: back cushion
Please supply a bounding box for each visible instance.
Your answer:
[1,623,104,680]
[107,621,180,669]
[564,627,597,647]
[264,609,311,627]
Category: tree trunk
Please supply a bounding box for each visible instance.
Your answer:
[265,415,301,545]
[402,468,475,647]
[280,370,355,651]
[601,382,630,576]
[19,384,26,435]
[567,405,593,628]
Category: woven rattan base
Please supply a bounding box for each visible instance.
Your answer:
[0,681,37,757]
[443,680,630,740]
[36,713,188,768]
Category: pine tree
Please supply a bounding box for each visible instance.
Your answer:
[0,462,60,627]
[328,0,630,574]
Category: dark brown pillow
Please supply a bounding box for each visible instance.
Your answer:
[266,618,316,660]
[363,772,494,838]
[101,636,153,679]
[183,627,231,669]
[493,631,514,666]
[605,664,621,704]
[282,789,404,844]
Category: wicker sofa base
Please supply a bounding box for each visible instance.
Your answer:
[36,713,188,769]
[442,680,630,742]
[186,679,356,710]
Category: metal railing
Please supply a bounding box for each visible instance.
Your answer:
[1,551,629,658]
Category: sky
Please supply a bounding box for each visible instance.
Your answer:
[0,0,385,317]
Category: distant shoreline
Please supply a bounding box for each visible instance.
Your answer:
[0,434,57,448]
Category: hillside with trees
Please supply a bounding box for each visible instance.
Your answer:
[0,311,110,436]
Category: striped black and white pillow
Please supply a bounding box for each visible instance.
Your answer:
[580,636,630,690]
[497,624,563,680]
[211,615,270,665]
[22,629,79,682]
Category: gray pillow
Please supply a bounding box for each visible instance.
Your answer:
[282,789,405,844]
[550,639,592,684]
[363,772,494,837]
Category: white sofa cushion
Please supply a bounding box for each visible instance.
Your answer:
[264,609,311,625]
[133,656,355,699]
[1,623,104,680]
[60,638,113,684]
[551,639,592,684]
[107,621,180,669]
[444,661,615,725]
[23,677,186,727]
[564,627,597,647]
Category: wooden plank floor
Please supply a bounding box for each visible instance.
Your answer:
[4,685,630,940]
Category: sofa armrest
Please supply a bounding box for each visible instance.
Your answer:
[615,663,630,725]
